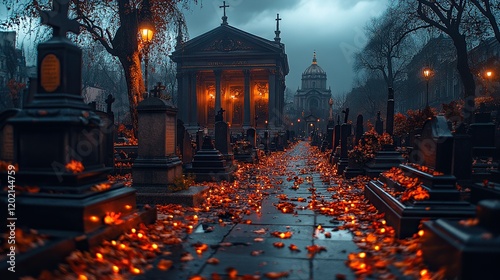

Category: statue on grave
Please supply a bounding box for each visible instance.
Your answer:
[342,108,350,124]
[215,108,225,122]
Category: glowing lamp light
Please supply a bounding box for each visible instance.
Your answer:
[131,267,141,275]
[418,230,424,237]
[89,216,99,223]
[125,204,132,210]
[423,68,432,79]
[152,243,158,250]
[78,274,88,280]
[96,253,103,260]
[112,266,120,274]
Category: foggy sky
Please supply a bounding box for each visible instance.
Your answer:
[183,0,389,97]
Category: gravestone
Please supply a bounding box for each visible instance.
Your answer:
[355,114,364,144]
[196,129,204,151]
[187,135,233,182]
[364,116,475,238]
[0,109,20,162]
[326,119,335,149]
[132,97,183,204]
[337,109,351,175]
[386,87,394,135]
[94,110,114,168]
[375,111,383,135]
[468,111,497,180]
[345,114,365,178]
[330,117,341,164]
[422,199,500,279]
[215,120,233,162]
[0,2,154,277]
[177,120,194,168]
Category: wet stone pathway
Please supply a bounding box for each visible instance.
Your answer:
[137,142,359,280]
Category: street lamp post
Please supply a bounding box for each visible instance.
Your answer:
[423,68,432,108]
[485,70,494,95]
[139,0,155,95]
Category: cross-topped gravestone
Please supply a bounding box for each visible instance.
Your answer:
[220,1,229,24]
[105,94,115,114]
[39,0,79,38]
[36,0,82,98]
[150,82,166,98]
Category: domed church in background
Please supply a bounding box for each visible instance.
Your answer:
[294,52,332,136]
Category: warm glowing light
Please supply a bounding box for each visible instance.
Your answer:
[173,222,178,227]
[66,160,84,173]
[78,274,88,280]
[96,253,103,260]
[380,228,386,233]
[279,233,286,239]
[374,245,380,251]
[131,228,136,234]
[423,68,432,79]
[152,243,158,250]
[125,204,132,210]
[317,225,322,230]
[131,267,141,275]
[486,71,493,78]
[112,265,119,274]
[420,269,428,277]
[193,215,198,220]
[120,244,126,250]
[111,240,117,246]
[358,252,366,258]
[381,220,386,225]
[137,233,144,238]
[89,216,99,222]
[418,230,424,237]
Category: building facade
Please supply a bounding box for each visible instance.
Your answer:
[170,14,289,134]
[294,52,332,135]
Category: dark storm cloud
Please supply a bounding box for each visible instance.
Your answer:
[183,0,389,96]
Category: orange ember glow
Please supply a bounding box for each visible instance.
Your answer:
[65,160,84,173]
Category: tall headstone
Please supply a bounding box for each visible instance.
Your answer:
[375,111,383,135]
[337,108,351,174]
[0,109,20,162]
[215,120,234,164]
[133,97,183,204]
[0,0,153,260]
[386,88,394,135]
[355,114,364,144]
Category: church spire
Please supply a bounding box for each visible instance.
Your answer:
[220,1,229,25]
[312,51,317,65]
[274,13,281,43]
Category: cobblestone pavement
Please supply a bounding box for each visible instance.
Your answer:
[137,141,360,280]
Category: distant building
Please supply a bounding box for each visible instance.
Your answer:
[399,36,500,113]
[294,52,332,135]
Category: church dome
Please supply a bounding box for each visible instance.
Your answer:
[303,52,326,76]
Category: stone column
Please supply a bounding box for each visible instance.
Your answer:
[180,71,189,123]
[268,69,276,127]
[243,69,251,127]
[189,71,198,126]
[215,70,222,114]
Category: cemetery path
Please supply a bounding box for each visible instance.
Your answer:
[137,141,359,280]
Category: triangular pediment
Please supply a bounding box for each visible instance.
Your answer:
[177,24,282,55]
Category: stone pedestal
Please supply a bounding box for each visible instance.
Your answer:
[187,135,233,182]
[421,200,500,280]
[344,158,364,179]
[132,97,183,204]
[365,164,475,238]
[364,145,405,178]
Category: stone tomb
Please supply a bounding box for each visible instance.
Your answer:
[0,1,154,277]
[365,116,475,238]
[132,97,185,204]
[187,135,233,182]
[421,199,500,279]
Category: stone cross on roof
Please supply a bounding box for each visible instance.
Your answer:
[220,1,229,25]
[39,0,80,38]
[274,13,282,42]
